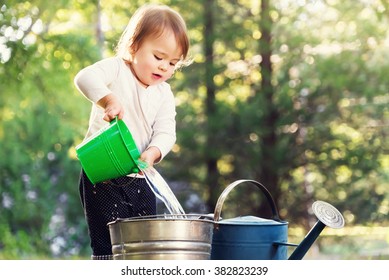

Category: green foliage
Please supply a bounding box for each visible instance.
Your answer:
[0,0,100,258]
[0,0,388,259]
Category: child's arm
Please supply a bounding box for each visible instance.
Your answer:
[97,94,124,122]
[74,58,121,122]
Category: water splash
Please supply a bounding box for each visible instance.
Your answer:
[138,161,186,217]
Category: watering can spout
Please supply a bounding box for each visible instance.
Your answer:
[288,201,345,260]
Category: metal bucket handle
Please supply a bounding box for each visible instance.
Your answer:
[214,179,281,223]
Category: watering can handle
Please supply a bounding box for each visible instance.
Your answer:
[214,179,281,222]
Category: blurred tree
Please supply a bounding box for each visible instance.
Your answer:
[0,0,100,258]
[270,0,389,228]
[0,0,388,259]
[203,0,219,211]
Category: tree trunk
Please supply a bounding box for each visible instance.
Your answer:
[203,0,219,212]
[256,0,281,215]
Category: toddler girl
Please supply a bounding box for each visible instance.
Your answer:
[74,3,190,260]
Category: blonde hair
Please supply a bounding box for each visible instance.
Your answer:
[116,4,191,68]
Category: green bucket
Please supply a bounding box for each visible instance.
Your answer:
[76,118,142,184]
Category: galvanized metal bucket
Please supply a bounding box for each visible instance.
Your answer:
[108,214,214,260]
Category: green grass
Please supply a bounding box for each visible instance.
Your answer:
[288,225,389,260]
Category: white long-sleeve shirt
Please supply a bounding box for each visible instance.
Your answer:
[74,56,176,160]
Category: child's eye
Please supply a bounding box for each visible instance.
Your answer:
[154,55,162,60]
[170,62,176,66]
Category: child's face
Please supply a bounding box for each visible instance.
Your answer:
[130,29,182,88]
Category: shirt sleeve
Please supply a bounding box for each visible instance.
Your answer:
[148,84,177,161]
[74,57,120,103]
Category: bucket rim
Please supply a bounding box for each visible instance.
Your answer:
[107,214,215,225]
[114,118,141,172]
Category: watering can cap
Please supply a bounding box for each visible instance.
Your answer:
[218,215,286,225]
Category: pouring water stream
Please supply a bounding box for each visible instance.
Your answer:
[138,161,186,217]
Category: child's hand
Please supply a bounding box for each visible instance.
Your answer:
[140,147,162,168]
[97,94,124,121]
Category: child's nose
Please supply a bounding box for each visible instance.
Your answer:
[159,61,168,71]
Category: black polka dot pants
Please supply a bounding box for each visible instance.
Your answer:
[79,170,156,259]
